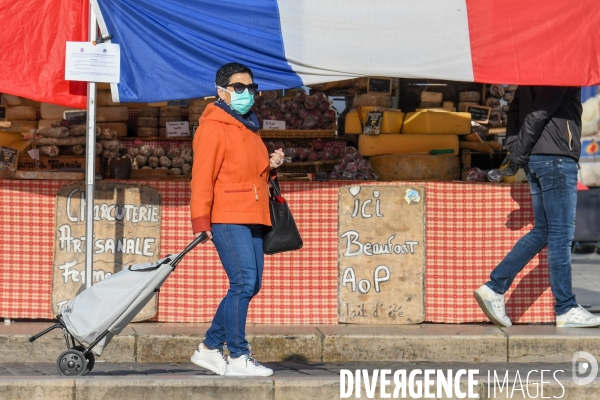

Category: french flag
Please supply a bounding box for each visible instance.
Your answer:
[1,0,599,107]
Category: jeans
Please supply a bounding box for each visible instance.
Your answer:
[486,155,579,315]
[203,224,264,358]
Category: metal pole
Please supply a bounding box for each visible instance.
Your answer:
[84,5,98,289]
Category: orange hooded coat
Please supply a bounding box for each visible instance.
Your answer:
[190,104,271,234]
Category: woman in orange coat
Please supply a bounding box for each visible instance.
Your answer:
[189,63,284,377]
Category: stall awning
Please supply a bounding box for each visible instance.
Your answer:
[0,0,89,108]
[2,0,599,106]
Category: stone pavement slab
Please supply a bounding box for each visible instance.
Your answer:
[504,325,600,362]
[317,323,507,363]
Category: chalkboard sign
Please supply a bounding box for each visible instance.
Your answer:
[0,105,6,121]
[466,105,491,124]
[367,78,393,94]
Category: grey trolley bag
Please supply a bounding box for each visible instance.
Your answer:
[29,233,208,376]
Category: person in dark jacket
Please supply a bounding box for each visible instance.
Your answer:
[474,86,600,328]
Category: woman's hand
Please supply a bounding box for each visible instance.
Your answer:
[269,148,285,169]
[195,231,213,242]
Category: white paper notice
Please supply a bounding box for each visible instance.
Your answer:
[65,42,120,83]
[166,121,191,137]
[262,120,286,130]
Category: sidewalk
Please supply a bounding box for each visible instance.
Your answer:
[1,360,598,400]
[2,322,600,398]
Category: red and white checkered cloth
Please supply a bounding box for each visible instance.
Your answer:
[0,180,554,324]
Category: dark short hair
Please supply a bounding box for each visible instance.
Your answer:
[215,63,254,87]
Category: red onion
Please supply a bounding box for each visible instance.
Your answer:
[323,109,337,121]
[259,105,271,117]
[318,101,330,112]
[296,108,310,119]
[323,141,334,150]
[293,91,306,103]
[307,150,320,162]
[291,102,303,114]
[312,139,325,151]
[354,172,365,180]
[320,149,334,161]
[283,112,294,121]
[358,159,370,173]
[329,171,342,180]
[333,162,346,172]
[342,154,354,163]
[353,152,364,162]
[342,171,356,180]
[270,98,281,110]
[331,146,342,158]
[345,146,358,155]
[272,110,284,121]
[304,96,317,110]
[316,116,327,128]
[303,115,318,129]
[291,117,303,128]
[346,161,358,173]
[310,108,322,118]
[265,115,276,120]
[280,99,292,112]
[273,141,285,150]
[296,147,309,161]
[254,95,265,107]
[251,105,259,114]
[364,172,378,181]
[284,147,297,161]
[313,91,327,103]
[263,90,279,102]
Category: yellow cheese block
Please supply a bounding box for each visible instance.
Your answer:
[358,134,459,156]
[402,110,471,135]
[345,107,405,134]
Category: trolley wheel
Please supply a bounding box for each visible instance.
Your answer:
[73,345,95,375]
[56,349,86,376]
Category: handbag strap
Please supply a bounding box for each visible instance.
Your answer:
[269,174,281,197]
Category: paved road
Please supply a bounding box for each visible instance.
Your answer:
[572,246,600,311]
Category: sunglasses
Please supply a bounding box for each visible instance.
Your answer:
[225,82,259,95]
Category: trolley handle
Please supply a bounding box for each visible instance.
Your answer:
[171,232,208,267]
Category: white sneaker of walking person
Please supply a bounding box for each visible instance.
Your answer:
[225,353,273,377]
[556,305,600,328]
[190,343,227,375]
[473,284,513,328]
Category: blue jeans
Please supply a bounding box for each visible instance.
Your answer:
[486,155,578,315]
[203,224,264,358]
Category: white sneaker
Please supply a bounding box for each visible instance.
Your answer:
[556,305,600,328]
[474,284,513,327]
[225,354,273,377]
[190,344,227,375]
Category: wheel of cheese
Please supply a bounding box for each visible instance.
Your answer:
[159,128,167,137]
[137,127,158,137]
[353,93,392,108]
[147,102,169,107]
[458,91,481,102]
[0,120,38,133]
[137,117,158,127]
[1,94,21,106]
[159,106,181,117]
[188,114,202,123]
[41,103,81,120]
[190,97,216,107]
[7,106,37,121]
[137,107,159,118]
[159,117,179,127]
[419,101,442,109]
[358,134,459,156]
[97,107,129,122]
[420,91,443,103]
[442,101,454,109]
[97,91,117,106]
[369,154,460,181]
[458,102,479,112]
[97,123,128,137]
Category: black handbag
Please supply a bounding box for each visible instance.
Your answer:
[263,175,303,254]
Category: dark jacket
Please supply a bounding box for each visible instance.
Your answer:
[506,86,582,161]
